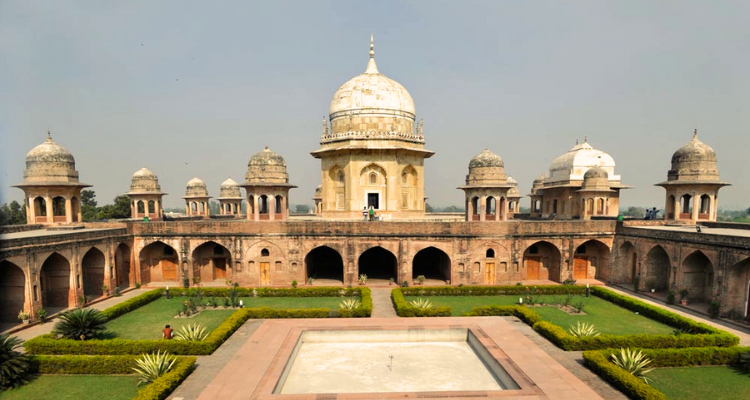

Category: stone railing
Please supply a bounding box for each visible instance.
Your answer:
[320,130,424,144]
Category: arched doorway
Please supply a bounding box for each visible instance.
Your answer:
[41,253,71,310]
[305,246,344,284]
[192,242,231,283]
[645,246,670,291]
[573,240,610,280]
[0,261,26,323]
[115,243,131,288]
[82,248,106,298]
[727,257,750,320]
[618,242,637,283]
[139,242,179,284]
[360,247,398,283]
[681,251,713,303]
[412,247,450,283]
[522,241,561,282]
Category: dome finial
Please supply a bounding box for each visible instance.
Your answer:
[365,34,379,74]
[584,135,588,143]
[693,127,698,140]
[46,130,52,142]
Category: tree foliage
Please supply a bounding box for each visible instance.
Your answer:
[0,200,26,226]
[294,204,310,213]
[81,190,99,221]
[96,195,131,220]
[0,333,32,389]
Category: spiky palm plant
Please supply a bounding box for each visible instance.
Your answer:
[568,321,600,338]
[409,297,433,310]
[132,350,176,386]
[339,298,361,310]
[0,333,31,390]
[610,348,654,384]
[174,323,208,341]
[53,308,108,340]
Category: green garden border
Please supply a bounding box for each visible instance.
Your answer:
[391,286,739,350]
[26,355,196,400]
[582,347,750,400]
[25,287,371,355]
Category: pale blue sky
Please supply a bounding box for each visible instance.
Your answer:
[1,1,748,209]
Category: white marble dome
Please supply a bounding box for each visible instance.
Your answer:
[329,37,415,118]
[547,141,620,183]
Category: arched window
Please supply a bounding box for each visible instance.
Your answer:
[369,173,377,185]
[486,249,495,258]
[138,201,146,213]
[261,248,270,257]
[401,173,407,185]
[338,171,345,184]
[275,196,283,212]
[148,200,156,213]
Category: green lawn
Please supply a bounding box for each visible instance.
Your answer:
[0,375,140,400]
[650,366,750,400]
[105,296,352,340]
[404,295,674,335]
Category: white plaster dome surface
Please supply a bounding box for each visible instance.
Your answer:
[547,141,620,183]
[219,178,242,199]
[329,38,415,118]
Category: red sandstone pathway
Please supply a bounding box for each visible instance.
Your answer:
[370,287,398,318]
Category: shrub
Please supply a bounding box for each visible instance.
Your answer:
[569,322,600,338]
[740,351,750,372]
[101,289,163,320]
[53,308,108,340]
[416,275,426,284]
[391,289,450,317]
[399,285,586,297]
[174,324,208,342]
[18,310,30,321]
[291,280,297,288]
[610,348,654,384]
[133,356,195,400]
[339,298,361,310]
[358,274,367,284]
[135,282,142,288]
[583,351,666,400]
[409,297,433,310]
[666,290,675,305]
[36,308,48,323]
[708,300,720,318]
[132,350,177,386]
[0,333,31,390]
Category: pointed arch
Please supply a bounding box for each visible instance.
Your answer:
[41,252,71,309]
[727,257,750,319]
[681,250,714,302]
[305,246,344,284]
[522,241,561,282]
[617,241,637,283]
[139,241,179,284]
[359,246,398,282]
[82,247,106,298]
[115,243,131,288]
[192,241,231,283]
[412,246,451,283]
[0,260,26,323]
[573,239,610,280]
[645,245,670,291]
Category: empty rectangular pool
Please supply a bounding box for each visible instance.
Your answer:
[274,328,520,394]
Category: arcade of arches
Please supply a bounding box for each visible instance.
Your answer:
[82,248,106,298]
[139,242,179,283]
[0,261,26,323]
[305,246,344,283]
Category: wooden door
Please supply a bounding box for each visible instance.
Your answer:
[574,257,588,279]
[484,262,495,285]
[526,257,540,280]
[162,258,177,281]
[214,258,227,279]
[260,262,270,286]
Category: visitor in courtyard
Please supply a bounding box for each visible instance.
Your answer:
[163,324,173,339]
[363,206,368,221]
[368,206,375,221]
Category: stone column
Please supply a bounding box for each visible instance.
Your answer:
[691,192,699,223]
[253,195,259,221]
[45,196,53,222]
[479,197,486,221]
[28,196,36,224]
[269,194,275,221]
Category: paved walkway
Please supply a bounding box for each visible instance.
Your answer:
[9,288,149,344]
[370,288,397,318]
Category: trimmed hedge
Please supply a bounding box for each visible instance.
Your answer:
[391,288,451,317]
[582,350,667,400]
[459,286,738,350]
[168,286,364,298]
[582,347,750,400]
[399,285,586,297]
[25,355,196,400]
[25,286,371,355]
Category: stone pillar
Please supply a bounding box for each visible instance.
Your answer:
[253,195,259,221]
[691,192,699,223]
[479,197,486,221]
[28,196,36,224]
[269,194,275,221]
[45,196,53,221]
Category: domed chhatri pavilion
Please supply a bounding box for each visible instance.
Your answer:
[311,36,433,218]
[218,178,243,216]
[529,140,631,220]
[13,132,91,224]
[241,146,296,221]
[183,177,211,218]
[458,149,516,221]
[125,167,166,220]
[657,129,730,223]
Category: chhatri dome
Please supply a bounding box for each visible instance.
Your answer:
[547,139,620,183]
[128,167,162,194]
[667,129,720,182]
[22,131,82,184]
[464,149,509,186]
[219,177,242,199]
[246,146,290,184]
[185,177,209,197]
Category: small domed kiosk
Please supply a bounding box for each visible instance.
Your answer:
[656,129,729,223]
[183,177,211,218]
[126,167,166,220]
[14,132,91,224]
[242,147,296,221]
[313,185,322,215]
[218,178,243,216]
[458,149,515,221]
